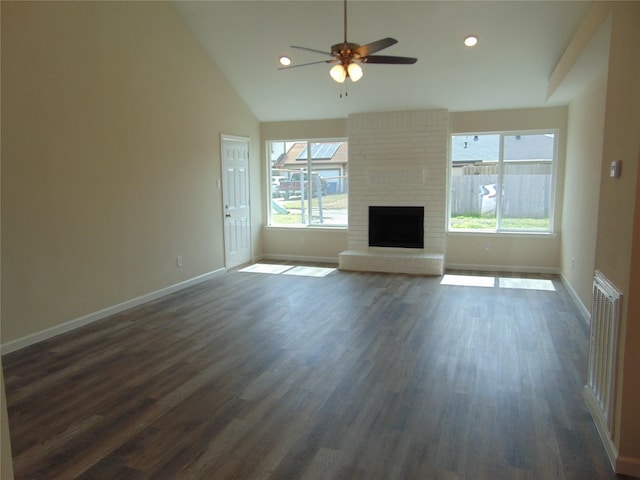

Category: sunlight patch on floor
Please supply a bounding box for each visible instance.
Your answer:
[238,263,293,275]
[282,266,336,278]
[441,274,496,288]
[498,278,555,291]
[441,274,556,291]
[239,263,336,278]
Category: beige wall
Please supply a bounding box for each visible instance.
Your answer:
[263,227,347,263]
[446,233,560,273]
[1,358,13,480]
[625,140,640,471]
[261,119,348,262]
[447,107,568,272]
[1,1,261,344]
[261,119,347,143]
[1,2,15,471]
[595,2,639,304]
[594,2,640,469]
[562,71,608,311]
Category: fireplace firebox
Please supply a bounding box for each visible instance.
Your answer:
[368,206,424,249]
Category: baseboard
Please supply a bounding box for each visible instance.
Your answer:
[445,263,560,275]
[252,253,266,262]
[0,268,226,355]
[560,273,591,324]
[261,254,339,265]
[584,386,640,477]
[583,386,619,473]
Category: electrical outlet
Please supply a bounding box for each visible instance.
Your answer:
[483,241,491,251]
[177,256,183,267]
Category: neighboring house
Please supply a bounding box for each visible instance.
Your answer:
[272,142,348,195]
[451,133,556,164]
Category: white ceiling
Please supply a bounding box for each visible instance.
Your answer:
[172,1,596,122]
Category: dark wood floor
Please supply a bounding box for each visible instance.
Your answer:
[3,265,622,479]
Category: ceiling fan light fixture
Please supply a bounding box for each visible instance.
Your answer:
[279,55,292,66]
[330,64,347,83]
[283,0,417,88]
[347,62,363,82]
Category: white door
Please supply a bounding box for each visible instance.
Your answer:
[221,135,251,269]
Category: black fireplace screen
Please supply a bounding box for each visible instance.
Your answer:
[368,206,424,249]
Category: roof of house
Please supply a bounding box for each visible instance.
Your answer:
[452,133,555,163]
[274,142,348,169]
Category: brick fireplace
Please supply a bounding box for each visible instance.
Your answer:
[338,110,448,275]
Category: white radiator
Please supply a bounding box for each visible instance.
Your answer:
[587,270,623,434]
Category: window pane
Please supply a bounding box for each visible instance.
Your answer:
[309,167,348,225]
[500,134,554,231]
[503,133,554,162]
[269,140,348,226]
[500,162,552,230]
[450,134,499,230]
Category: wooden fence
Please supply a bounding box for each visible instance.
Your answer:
[451,174,551,218]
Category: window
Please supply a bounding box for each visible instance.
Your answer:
[268,139,348,226]
[449,131,556,232]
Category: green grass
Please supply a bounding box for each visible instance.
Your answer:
[271,213,304,224]
[450,215,550,230]
[500,217,550,229]
[272,202,550,230]
[271,193,348,225]
[450,216,497,229]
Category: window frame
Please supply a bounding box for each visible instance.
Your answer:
[267,137,348,228]
[448,129,559,234]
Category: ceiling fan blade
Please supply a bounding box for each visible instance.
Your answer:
[279,60,335,70]
[290,46,334,58]
[362,55,418,65]
[353,37,398,57]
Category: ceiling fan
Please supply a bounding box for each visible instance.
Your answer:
[279,0,417,84]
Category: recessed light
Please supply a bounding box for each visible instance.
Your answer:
[464,35,479,47]
[279,56,291,66]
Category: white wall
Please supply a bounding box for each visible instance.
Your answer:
[561,71,607,312]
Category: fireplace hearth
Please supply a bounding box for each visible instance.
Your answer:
[369,206,424,249]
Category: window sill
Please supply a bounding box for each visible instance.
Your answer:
[447,230,558,239]
[265,225,347,231]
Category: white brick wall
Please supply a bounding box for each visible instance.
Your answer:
[346,109,449,255]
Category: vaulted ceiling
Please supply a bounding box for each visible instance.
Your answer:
[173,1,597,122]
